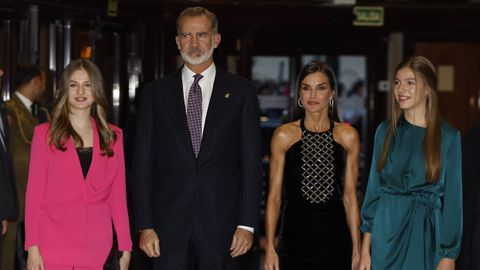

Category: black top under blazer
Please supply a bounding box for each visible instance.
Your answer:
[132,67,263,254]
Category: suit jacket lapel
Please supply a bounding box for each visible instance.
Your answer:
[162,70,191,147]
[12,95,37,124]
[163,68,230,160]
[201,69,229,149]
[85,117,99,182]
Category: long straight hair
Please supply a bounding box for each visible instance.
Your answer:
[377,56,441,182]
[48,58,116,156]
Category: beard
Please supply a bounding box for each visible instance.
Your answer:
[180,44,215,66]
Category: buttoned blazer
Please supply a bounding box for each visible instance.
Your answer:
[0,100,18,222]
[133,67,263,253]
[24,119,132,266]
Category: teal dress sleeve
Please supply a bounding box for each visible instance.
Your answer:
[360,122,387,233]
[438,131,463,259]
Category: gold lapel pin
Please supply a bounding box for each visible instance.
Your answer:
[225,93,230,99]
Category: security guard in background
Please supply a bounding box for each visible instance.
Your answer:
[1,65,49,270]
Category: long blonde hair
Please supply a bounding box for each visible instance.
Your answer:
[377,56,441,182]
[48,58,116,156]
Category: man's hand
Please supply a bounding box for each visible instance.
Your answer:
[229,228,253,258]
[139,229,160,257]
[1,220,7,235]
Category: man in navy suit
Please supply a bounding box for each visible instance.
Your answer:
[0,67,18,267]
[133,6,262,270]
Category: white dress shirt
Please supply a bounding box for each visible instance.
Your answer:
[15,91,33,113]
[181,63,254,234]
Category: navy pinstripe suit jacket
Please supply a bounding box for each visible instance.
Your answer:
[132,67,262,254]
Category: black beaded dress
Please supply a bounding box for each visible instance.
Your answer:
[278,118,352,269]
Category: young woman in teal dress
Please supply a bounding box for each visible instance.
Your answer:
[359,56,462,270]
[264,61,361,270]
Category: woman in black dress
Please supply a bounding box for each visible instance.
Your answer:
[264,61,361,270]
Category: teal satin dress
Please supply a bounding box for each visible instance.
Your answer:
[361,118,462,270]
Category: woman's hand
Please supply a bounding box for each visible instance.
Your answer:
[264,246,280,270]
[26,246,44,270]
[358,249,371,270]
[352,246,361,270]
[119,250,131,270]
[436,258,455,270]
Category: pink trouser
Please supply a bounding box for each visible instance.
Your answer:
[44,263,102,270]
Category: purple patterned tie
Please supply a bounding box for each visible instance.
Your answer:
[187,74,203,157]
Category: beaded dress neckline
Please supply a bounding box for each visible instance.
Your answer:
[299,118,336,203]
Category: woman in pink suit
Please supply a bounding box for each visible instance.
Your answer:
[24,58,132,270]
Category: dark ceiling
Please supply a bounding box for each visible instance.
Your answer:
[118,0,477,8]
[1,0,479,27]
[2,0,478,8]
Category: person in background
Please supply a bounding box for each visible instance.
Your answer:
[0,66,19,267]
[343,80,366,140]
[2,64,49,270]
[457,121,480,270]
[264,61,361,270]
[359,56,462,270]
[24,58,131,270]
[132,6,262,270]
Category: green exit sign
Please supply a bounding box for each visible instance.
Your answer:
[353,6,384,26]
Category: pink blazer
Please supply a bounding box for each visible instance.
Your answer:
[24,119,132,267]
